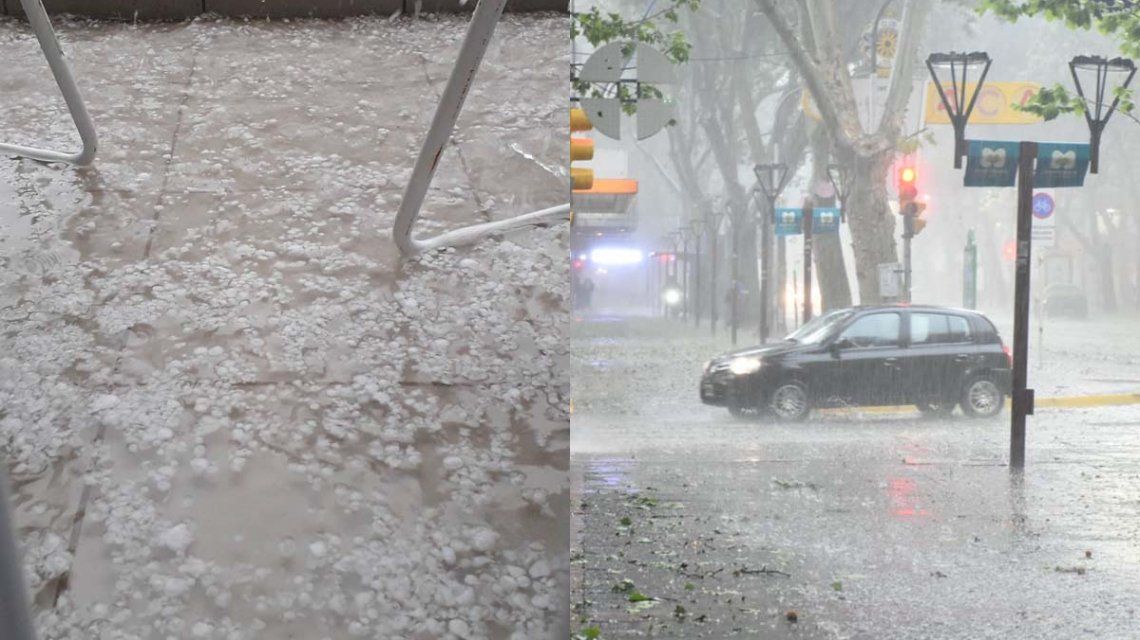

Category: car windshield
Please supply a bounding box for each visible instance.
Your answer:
[785,309,854,345]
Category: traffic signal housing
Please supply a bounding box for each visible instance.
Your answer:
[897,164,927,238]
[571,108,594,191]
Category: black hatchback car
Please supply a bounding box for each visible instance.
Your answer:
[700,305,1012,421]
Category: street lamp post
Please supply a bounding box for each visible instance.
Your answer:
[926,51,991,169]
[927,51,1134,470]
[754,163,790,343]
[1070,55,1137,174]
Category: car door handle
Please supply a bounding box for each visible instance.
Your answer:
[884,358,899,366]
[953,355,970,362]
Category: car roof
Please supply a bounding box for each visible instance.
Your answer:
[841,304,984,316]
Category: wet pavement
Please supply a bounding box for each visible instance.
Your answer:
[2,14,568,640]
[571,314,1140,639]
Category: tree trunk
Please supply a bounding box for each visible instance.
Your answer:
[808,126,852,310]
[845,151,898,303]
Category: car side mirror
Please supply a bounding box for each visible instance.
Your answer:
[830,338,854,355]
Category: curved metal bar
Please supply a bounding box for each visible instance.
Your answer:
[392,0,568,257]
[0,467,37,640]
[0,0,97,166]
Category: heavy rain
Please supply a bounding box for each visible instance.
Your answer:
[570,0,1140,638]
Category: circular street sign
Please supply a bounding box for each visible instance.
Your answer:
[1032,192,1054,219]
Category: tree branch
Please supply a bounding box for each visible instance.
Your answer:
[754,0,856,150]
[876,0,932,138]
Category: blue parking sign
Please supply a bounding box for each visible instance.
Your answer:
[1035,143,1089,188]
[964,140,1019,187]
[813,207,841,234]
[775,208,803,236]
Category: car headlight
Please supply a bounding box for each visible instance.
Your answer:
[728,356,762,375]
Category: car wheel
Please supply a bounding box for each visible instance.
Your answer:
[768,381,810,422]
[916,402,955,418]
[960,377,1004,418]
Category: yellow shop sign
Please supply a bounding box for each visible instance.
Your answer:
[924,81,1042,125]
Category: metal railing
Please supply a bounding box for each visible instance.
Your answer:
[392,0,569,256]
[0,0,97,166]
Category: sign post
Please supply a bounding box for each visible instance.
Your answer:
[963,230,977,309]
[1010,141,1038,469]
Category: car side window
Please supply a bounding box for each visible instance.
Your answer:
[839,313,900,348]
[911,313,972,345]
[946,315,972,342]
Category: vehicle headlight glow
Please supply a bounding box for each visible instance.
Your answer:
[663,288,682,306]
[728,356,762,376]
[590,247,644,266]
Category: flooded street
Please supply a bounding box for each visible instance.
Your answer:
[1,14,568,639]
[571,315,1140,639]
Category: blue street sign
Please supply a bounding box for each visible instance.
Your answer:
[813,207,841,234]
[774,207,842,236]
[775,208,802,236]
[1031,192,1054,219]
[964,140,1019,187]
[1035,142,1089,188]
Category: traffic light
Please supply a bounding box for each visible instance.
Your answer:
[571,107,594,191]
[897,163,927,238]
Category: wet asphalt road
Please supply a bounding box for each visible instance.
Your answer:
[571,315,1140,639]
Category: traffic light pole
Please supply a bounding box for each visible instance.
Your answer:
[902,222,912,303]
[1010,140,1037,469]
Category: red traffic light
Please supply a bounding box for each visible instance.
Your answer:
[899,166,916,184]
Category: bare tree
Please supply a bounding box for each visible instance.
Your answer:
[755,0,933,302]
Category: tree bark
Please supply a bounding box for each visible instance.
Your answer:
[844,150,899,304]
